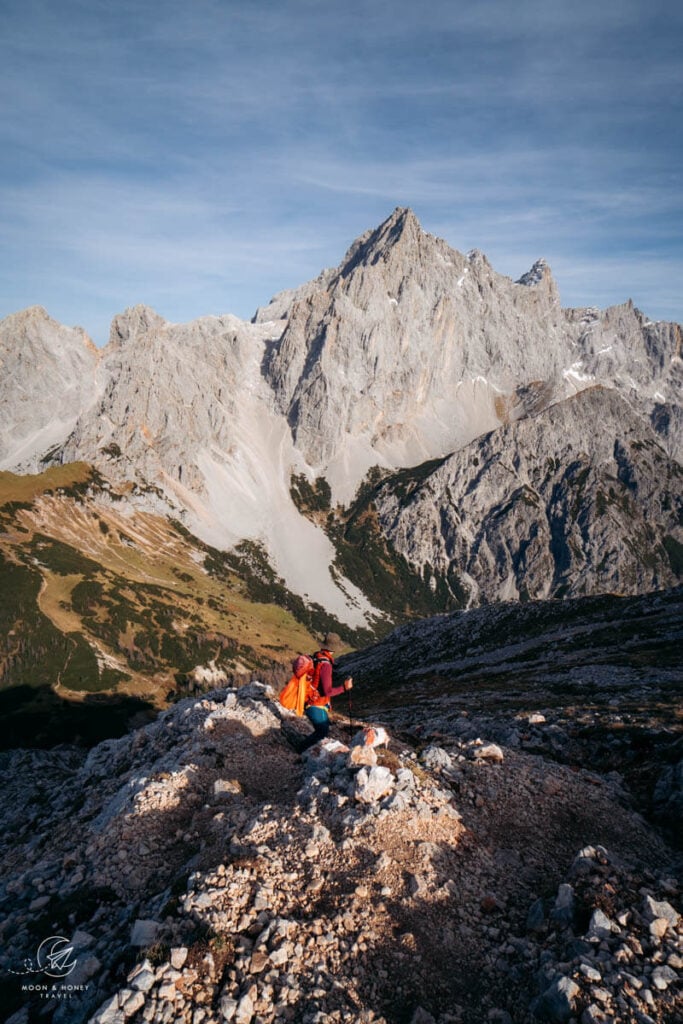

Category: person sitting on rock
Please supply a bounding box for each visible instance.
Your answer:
[297,647,353,753]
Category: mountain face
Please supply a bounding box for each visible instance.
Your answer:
[264,210,571,497]
[371,387,683,605]
[0,306,100,471]
[1,209,681,633]
[263,208,682,498]
[60,308,376,627]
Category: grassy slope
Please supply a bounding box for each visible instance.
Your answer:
[0,464,336,745]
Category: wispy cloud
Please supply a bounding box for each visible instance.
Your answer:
[0,0,681,337]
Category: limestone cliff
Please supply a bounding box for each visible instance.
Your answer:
[0,307,100,471]
[370,387,683,605]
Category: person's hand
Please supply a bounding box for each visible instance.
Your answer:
[344,677,353,690]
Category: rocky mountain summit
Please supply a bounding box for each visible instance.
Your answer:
[262,208,681,496]
[1,208,681,628]
[1,668,681,1024]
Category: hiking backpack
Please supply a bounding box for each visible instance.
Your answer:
[278,650,334,715]
[278,654,315,716]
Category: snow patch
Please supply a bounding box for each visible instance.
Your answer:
[471,375,503,392]
[563,361,595,388]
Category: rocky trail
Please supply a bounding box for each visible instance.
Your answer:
[0,676,680,1024]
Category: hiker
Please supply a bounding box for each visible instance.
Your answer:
[297,647,353,753]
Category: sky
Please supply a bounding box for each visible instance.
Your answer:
[1,0,681,345]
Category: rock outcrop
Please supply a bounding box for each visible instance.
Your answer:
[1,677,680,1024]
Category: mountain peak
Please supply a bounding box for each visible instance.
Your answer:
[371,205,422,249]
[516,258,552,287]
[385,204,420,231]
[516,258,560,305]
[339,206,425,277]
[108,305,165,348]
[0,305,55,334]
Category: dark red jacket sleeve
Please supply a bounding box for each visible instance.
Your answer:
[318,661,345,701]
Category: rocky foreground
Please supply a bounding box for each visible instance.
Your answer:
[0,682,680,1024]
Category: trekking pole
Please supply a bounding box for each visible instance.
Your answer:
[346,677,354,734]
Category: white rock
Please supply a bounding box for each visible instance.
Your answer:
[170,946,188,969]
[130,919,161,947]
[651,965,677,991]
[587,908,618,940]
[219,993,238,1020]
[234,991,254,1024]
[121,989,145,1017]
[214,779,242,797]
[642,896,680,928]
[91,994,122,1024]
[350,726,390,749]
[473,743,504,764]
[130,967,156,992]
[420,745,452,770]
[649,917,670,941]
[353,766,395,804]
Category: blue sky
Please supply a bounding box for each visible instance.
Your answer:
[1,0,681,344]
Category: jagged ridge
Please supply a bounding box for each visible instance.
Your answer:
[0,208,681,632]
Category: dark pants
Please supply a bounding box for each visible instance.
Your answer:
[299,705,330,752]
